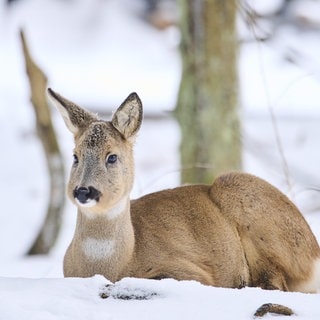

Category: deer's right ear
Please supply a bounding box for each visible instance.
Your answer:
[111,92,143,140]
[47,88,97,135]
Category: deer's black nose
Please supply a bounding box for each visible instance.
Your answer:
[73,186,101,204]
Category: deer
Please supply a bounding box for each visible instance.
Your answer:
[48,88,320,294]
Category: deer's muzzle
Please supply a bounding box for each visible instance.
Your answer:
[73,186,101,204]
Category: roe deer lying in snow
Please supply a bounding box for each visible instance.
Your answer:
[48,88,320,293]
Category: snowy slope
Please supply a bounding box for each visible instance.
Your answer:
[1,276,320,320]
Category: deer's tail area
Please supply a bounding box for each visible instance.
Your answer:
[209,172,320,293]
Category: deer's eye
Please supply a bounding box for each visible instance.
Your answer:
[73,154,79,165]
[106,154,117,164]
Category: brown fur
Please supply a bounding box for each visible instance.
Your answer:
[48,88,320,292]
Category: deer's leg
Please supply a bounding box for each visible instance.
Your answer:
[145,261,216,286]
[252,265,289,291]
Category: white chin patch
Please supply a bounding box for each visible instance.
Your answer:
[75,198,97,208]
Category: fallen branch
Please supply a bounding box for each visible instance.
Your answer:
[20,29,65,255]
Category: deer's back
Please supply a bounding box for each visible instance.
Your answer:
[129,183,248,287]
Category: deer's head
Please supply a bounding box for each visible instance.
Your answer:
[48,88,143,216]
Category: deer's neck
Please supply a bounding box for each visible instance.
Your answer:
[73,196,134,281]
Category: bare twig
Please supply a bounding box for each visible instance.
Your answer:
[20,29,65,255]
[237,1,293,196]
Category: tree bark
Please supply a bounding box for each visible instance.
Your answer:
[20,30,65,255]
[175,0,241,184]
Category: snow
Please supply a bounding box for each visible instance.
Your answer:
[1,0,320,319]
[1,276,320,320]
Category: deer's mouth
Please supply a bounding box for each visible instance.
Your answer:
[75,198,97,208]
[73,186,101,207]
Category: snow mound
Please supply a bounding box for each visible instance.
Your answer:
[100,277,163,300]
[1,276,320,320]
[0,275,110,320]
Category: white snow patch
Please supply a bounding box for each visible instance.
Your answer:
[0,275,112,320]
[1,276,320,320]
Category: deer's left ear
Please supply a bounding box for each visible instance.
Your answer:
[111,92,143,139]
[47,88,98,136]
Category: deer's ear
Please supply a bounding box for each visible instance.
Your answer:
[47,88,97,135]
[111,92,143,139]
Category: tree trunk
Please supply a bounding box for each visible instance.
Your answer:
[175,0,241,184]
[20,30,65,255]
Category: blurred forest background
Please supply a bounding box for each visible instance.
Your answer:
[1,0,320,273]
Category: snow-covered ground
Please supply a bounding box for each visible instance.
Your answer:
[1,0,320,318]
[2,276,320,320]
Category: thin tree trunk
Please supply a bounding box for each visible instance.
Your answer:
[175,0,241,184]
[20,30,65,255]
